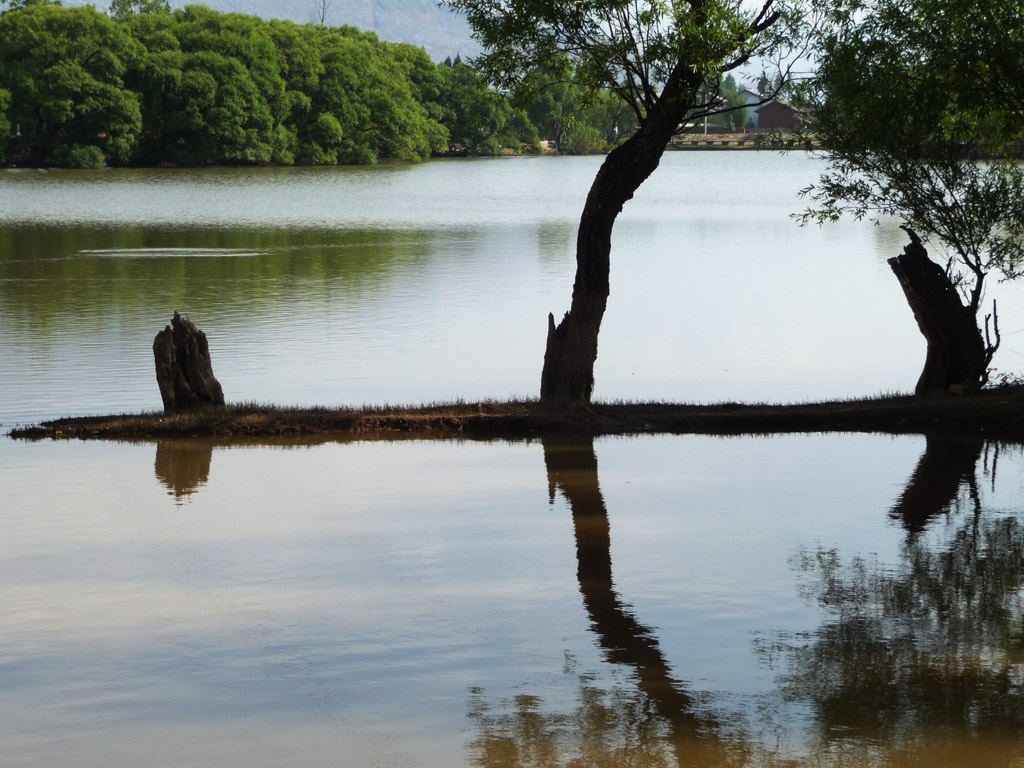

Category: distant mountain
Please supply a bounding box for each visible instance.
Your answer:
[62,0,477,60]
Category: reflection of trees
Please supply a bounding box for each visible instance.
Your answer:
[468,661,677,768]
[765,437,1024,764]
[154,439,213,501]
[468,437,740,768]
[544,438,704,735]
[0,223,428,334]
[889,435,985,533]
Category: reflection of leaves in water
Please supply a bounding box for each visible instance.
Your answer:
[474,435,1024,767]
[760,439,1024,759]
[154,440,213,501]
[468,655,675,768]
[0,223,431,333]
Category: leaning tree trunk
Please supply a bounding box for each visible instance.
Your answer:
[888,233,988,395]
[539,67,702,404]
[153,311,225,412]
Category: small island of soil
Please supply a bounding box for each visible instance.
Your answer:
[9,386,1024,442]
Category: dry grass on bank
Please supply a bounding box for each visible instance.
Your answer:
[9,385,1024,442]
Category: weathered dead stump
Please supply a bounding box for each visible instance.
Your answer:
[153,312,225,412]
[888,230,987,395]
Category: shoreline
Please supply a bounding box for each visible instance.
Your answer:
[1,136,806,171]
[9,386,1024,443]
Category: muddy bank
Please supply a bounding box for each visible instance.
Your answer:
[9,386,1024,442]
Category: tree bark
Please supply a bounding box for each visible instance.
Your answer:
[153,311,225,412]
[540,68,701,404]
[888,234,988,394]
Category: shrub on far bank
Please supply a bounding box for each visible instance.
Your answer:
[53,144,107,169]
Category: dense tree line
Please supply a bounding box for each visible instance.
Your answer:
[0,2,629,168]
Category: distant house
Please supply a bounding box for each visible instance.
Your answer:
[738,89,765,128]
[676,90,809,136]
[737,90,770,128]
[736,91,808,132]
[754,99,807,131]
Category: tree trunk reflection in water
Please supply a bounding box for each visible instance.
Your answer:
[154,439,214,501]
[470,437,737,768]
[543,437,704,733]
[889,434,985,533]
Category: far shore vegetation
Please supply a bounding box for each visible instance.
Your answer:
[0,1,802,170]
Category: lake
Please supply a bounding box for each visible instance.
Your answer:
[2,154,1024,767]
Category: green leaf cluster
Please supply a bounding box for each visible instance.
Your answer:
[444,0,807,131]
[802,0,1024,295]
[0,4,144,167]
[108,0,171,21]
[0,3,547,167]
[436,58,543,155]
[522,69,639,154]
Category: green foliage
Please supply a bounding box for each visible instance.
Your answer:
[52,143,107,169]
[108,0,170,21]
[564,120,604,155]
[0,2,659,166]
[520,70,635,154]
[801,0,1024,304]
[721,90,748,131]
[0,87,10,164]
[445,0,806,131]
[0,4,462,167]
[717,76,748,131]
[0,4,143,166]
[436,60,536,155]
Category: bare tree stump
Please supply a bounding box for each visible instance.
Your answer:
[888,231,987,395]
[153,312,225,412]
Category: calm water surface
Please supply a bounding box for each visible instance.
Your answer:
[3,433,1024,767]
[7,153,1024,424]
[3,156,1024,767]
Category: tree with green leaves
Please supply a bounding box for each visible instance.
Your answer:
[799,0,1024,394]
[436,58,536,155]
[0,0,59,12]
[0,3,541,167]
[521,70,636,155]
[120,6,283,165]
[446,0,807,403]
[523,73,581,153]
[108,0,170,21]
[0,87,10,165]
[311,27,445,163]
[0,4,143,166]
